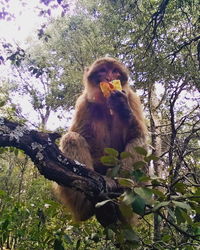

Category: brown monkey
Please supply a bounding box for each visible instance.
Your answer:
[54,57,148,221]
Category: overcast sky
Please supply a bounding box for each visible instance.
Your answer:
[0,0,74,130]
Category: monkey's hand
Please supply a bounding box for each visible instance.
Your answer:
[108,90,132,120]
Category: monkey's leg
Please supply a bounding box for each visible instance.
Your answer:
[60,131,93,169]
[53,131,94,221]
[122,138,148,174]
[121,138,149,226]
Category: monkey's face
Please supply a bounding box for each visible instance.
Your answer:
[95,64,122,83]
[86,59,129,87]
[85,58,129,103]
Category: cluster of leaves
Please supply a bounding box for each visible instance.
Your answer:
[0,149,121,250]
[100,147,200,249]
[0,197,116,250]
[1,0,199,248]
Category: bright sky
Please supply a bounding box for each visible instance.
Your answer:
[0,0,67,43]
[0,1,198,130]
[1,1,39,42]
[0,0,73,130]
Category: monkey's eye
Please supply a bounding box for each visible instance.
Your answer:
[98,68,107,73]
[113,68,120,74]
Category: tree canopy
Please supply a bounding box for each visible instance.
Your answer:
[0,0,200,249]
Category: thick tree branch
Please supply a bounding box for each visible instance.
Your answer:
[0,117,125,225]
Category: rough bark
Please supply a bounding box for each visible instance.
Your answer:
[0,117,124,226]
[148,84,163,241]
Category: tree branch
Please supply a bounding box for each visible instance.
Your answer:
[168,35,200,63]
[145,0,170,47]
[158,211,200,240]
[0,117,125,225]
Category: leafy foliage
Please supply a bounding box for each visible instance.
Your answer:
[0,0,200,248]
[100,147,200,248]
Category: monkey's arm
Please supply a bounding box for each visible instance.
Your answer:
[127,90,148,137]
[108,90,147,137]
[108,90,148,172]
[108,90,132,120]
[69,94,92,134]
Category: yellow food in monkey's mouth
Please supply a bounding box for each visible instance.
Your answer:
[100,80,122,98]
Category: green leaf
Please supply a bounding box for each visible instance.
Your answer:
[132,161,146,169]
[75,239,81,250]
[104,147,119,157]
[175,208,193,225]
[0,190,7,198]
[0,147,7,154]
[144,154,159,162]
[9,147,15,153]
[168,208,176,221]
[190,203,200,214]
[139,176,151,182]
[175,207,186,224]
[153,201,170,211]
[122,192,135,205]
[120,151,132,159]
[100,155,118,166]
[105,228,115,240]
[0,101,6,107]
[63,234,73,244]
[14,148,19,156]
[192,187,200,196]
[0,219,9,230]
[174,182,187,194]
[134,187,153,203]
[54,239,65,250]
[172,201,191,211]
[131,195,146,216]
[90,233,99,242]
[193,224,200,234]
[134,147,147,156]
[117,178,135,188]
[132,169,145,181]
[162,234,171,242]
[151,189,165,199]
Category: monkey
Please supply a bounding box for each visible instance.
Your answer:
[53,57,148,222]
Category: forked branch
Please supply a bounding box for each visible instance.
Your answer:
[0,117,124,225]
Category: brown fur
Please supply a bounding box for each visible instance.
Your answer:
[54,57,148,221]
